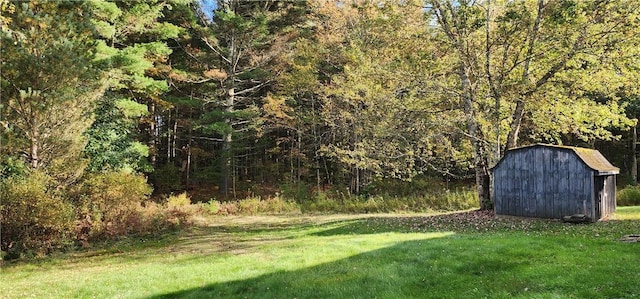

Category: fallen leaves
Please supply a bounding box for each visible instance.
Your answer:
[359,210,638,240]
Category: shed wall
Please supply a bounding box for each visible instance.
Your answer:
[594,175,616,219]
[493,147,595,219]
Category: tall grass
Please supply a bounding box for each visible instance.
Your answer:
[203,196,300,216]
[199,188,477,216]
[301,188,478,213]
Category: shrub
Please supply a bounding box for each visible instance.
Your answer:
[167,192,191,208]
[204,196,300,216]
[279,182,312,203]
[217,201,240,215]
[617,185,640,206]
[262,196,300,214]
[299,187,478,214]
[238,197,261,215]
[204,199,220,215]
[1,171,74,259]
[72,171,152,239]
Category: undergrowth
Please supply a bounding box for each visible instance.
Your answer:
[198,187,477,216]
[617,185,640,206]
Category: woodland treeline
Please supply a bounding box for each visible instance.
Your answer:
[2,0,640,210]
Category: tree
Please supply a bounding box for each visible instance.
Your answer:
[306,1,467,193]
[84,97,151,173]
[1,1,103,182]
[426,0,639,208]
[85,0,187,172]
[185,0,307,195]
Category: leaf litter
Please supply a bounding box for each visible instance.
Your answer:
[358,210,639,241]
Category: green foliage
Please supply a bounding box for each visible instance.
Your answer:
[150,163,183,193]
[204,199,221,215]
[167,192,191,208]
[88,0,188,177]
[238,197,261,215]
[84,96,151,173]
[115,98,149,118]
[0,156,28,178]
[1,0,104,172]
[616,185,640,206]
[0,171,75,259]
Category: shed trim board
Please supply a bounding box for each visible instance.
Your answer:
[491,144,618,221]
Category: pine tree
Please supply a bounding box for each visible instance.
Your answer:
[185,0,308,195]
[84,0,188,172]
[1,1,103,182]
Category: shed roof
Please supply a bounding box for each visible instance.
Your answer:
[496,143,619,175]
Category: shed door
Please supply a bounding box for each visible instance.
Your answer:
[594,176,606,220]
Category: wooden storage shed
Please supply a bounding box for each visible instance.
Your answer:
[491,144,618,221]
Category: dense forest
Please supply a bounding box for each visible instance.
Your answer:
[2,0,640,256]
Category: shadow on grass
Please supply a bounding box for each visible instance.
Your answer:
[5,209,638,277]
[146,231,638,299]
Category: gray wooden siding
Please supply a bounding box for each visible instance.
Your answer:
[595,175,616,219]
[493,146,596,219]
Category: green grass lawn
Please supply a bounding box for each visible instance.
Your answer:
[2,207,640,299]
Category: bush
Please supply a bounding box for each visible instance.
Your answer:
[617,185,640,206]
[1,171,74,259]
[238,197,261,215]
[364,177,451,198]
[167,192,191,208]
[217,201,240,215]
[204,199,220,215]
[205,196,300,216]
[72,171,153,239]
[262,196,300,214]
[279,182,312,203]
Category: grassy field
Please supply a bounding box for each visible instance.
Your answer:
[2,207,640,299]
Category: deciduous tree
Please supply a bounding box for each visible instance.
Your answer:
[426,0,639,208]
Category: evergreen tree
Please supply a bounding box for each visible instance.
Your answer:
[1,1,103,183]
[185,0,308,195]
[85,0,188,173]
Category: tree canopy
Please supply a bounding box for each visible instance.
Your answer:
[2,0,640,208]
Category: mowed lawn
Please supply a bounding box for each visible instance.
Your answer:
[2,207,640,299]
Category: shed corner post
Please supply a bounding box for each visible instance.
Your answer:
[489,170,495,211]
[590,171,596,222]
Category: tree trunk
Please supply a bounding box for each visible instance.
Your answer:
[30,136,39,168]
[485,0,502,163]
[460,65,491,209]
[297,130,302,184]
[148,102,157,167]
[172,114,178,160]
[167,110,172,162]
[186,143,191,189]
[504,0,543,152]
[633,124,638,184]
[505,99,526,150]
[221,86,235,196]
